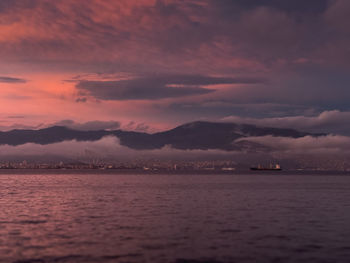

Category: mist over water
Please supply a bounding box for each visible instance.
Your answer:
[1,173,350,263]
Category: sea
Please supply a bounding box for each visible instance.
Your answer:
[1,171,350,263]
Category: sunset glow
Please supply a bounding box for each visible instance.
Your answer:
[1,0,348,133]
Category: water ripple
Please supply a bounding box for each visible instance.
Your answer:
[1,173,350,263]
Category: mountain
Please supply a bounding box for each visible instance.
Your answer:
[138,121,315,151]
[0,121,324,151]
[0,126,110,146]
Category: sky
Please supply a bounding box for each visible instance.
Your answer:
[1,0,350,134]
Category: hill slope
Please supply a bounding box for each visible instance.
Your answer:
[0,121,324,151]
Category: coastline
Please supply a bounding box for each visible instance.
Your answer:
[0,168,349,176]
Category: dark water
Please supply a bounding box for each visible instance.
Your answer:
[1,173,350,263]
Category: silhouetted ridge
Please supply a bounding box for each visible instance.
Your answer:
[0,126,110,146]
[0,121,324,151]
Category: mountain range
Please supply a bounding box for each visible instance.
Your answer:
[0,121,324,151]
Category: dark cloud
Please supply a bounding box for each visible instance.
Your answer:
[76,81,213,100]
[236,134,350,155]
[160,67,350,118]
[0,0,13,12]
[163,100,312,123]
[0,76,26,83]
[2,134,350,168]
[0,0,342,68]
[4,94,31,100]
[230,67,350,112]
[123,121,150,133]
[0,0,349,123]
[213,0,329,15]
[0,0,344,73]
[0,0,37,13]
[0,120,120,132]
[0,136,240,162]
[0,123,43,131]
[53,120,120,131]
[224,110,350,136]
[76,74,263,100]
[75,97,87,103]
[7,115,26,119]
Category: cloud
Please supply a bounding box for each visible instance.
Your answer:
[122,121,150,132]
[0,136,237,161]
[75,74,263,100]
[0,0,349,126]
[0,120,120,132]
[76,81,212,101]
[212,0,329,15]
[0,0,37,14]
[75,97,87,103]
[7,115,26,119]
[0,0,344,72]
[223,110,350,135]
[3,94,31,100]
[1,134,350,172]
[0,0,335,73]
[0,76,26,83]
[0,123,43,132]
[52,120,120,131]
[236,134,350,155]
[2,134,350,167]
[164,100,312,123]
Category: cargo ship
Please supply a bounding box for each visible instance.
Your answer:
[250,164,282,171]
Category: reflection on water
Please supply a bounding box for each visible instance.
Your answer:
[1,173,350,262]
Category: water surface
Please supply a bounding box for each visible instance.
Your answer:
[1,173,350,262]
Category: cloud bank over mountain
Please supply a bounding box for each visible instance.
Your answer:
[223,110,350,135]
[0,136,237,162]
[1,133,350,168]
[0,119,348,169]
[236,135,350,155]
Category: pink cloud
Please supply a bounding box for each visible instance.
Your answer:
[0,0,349,130]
